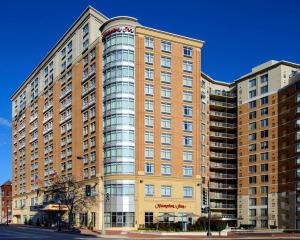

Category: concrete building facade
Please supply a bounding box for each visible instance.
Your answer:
[11,6,300,230]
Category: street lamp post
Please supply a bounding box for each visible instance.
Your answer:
[6,200,9,226]
[77,156,106,235]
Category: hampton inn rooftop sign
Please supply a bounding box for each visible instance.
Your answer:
[103,26,134,38]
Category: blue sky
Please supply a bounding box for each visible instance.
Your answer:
[0,0,299,183]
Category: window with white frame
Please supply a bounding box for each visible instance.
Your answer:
[145,163,154,174]
[183,91,193,102]
[161,72,171,83]
[145,147,154,158]
[183,46,193,57]
[145,84,154,96]
[161,87,171,98]
[161,118,171,129]
[183,151,193,162]
[161,185,171,197]
[145,53,154,64]
[183,166,193,177]
[183,136,193,146]
[145,184,154,196]
[161,56,171,68]
[161,103,171,114]
[145,37,154,49]
[161,41,171,52]
[145,131,154,143]
[161,133,171,145]
[145,115,154,127]
[145,100,154,112]
[183,187,193,198]
[183,76,193,87]
[145,68,154,80]
[161,164,171,175]
[161,149,171,160]
[183,61,193,72]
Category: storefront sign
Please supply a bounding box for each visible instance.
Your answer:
[103,26,134,38]
[43,204,68,211]
[155,203,186,209]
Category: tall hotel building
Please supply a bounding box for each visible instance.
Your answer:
[11,6,300,230]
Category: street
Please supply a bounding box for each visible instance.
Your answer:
[0,225,101,240]
[2,225,300,240]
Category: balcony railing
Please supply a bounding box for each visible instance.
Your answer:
[210,203,237,209]
[210,90,236,98]
[210,131,236,139]
[210,111,236,118]
[210,162,237,169]
[210,152,236,159]
[210,142,236,149]
[210,121,236,128]
[210,173,237,179]
[209,183,237,189]
[210,100,236,108]
[210,193,236,200]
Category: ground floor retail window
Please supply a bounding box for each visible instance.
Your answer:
[145,212,153,227]
[261,220,268,228]
[79,213,88,226]
[104,212,134,227]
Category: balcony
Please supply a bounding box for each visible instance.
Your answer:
[210,131,236,139]
[210,90,236,98]
[210,111,236,118]
[210,142,236,149]
[210,173,236,179]
[210,121,236,129]
[210,100,236,108]
[209,183,237,189]
[210,162,236,170]
[210,203,237,209]
[210,152,236,159]
[210,193,236,200]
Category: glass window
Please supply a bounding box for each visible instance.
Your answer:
[145,184,154,196]
[161,103,171,114]
[161,149,171,160]
[161,72,171,83]
[161,185,171,197]
[145,115,154,127]
[161,56,171,68]
[261,152,268,161]
[261,96,268,105]
[183,187,193,198]
[260,119,268,127]
[183,76,193,87]
[161,164,171,175]
[183,61,193,72]
[249,111,256,119]
[161,41,171,52]
[161,133,172,145]
[145,147,154,158]
[249,176,257,184]
[183,121,193,132]
[145,84,154,96]
[261,85,268,94]
[145,131,154,143]
[183,136,193,146]
[183,166,193,176]
[145,37,154,49]
[260,74,268,84]
[183,46,193,57]
[183,91,193,102]
[261,107,268,116]
[145,68,154,80]
[161,118,171,129]
[249,79,256,88]
[161,87,171,98]
[249,90,256,98]
[249,100,256,109]
[145,53,154,64]
[183,151,193,162]
[145,100,154,112]
[183,106,193,117]
[145,163,154,174]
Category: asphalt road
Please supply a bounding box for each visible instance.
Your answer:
[0,225,103,240]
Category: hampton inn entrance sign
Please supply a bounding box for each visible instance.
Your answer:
[154,203,186,209]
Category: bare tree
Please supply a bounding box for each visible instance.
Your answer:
[44,175,98,229]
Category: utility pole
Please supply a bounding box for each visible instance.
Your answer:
[207,181,212,237]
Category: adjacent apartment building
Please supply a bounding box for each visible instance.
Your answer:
[1,181,12,223]
[11,6,300,230]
